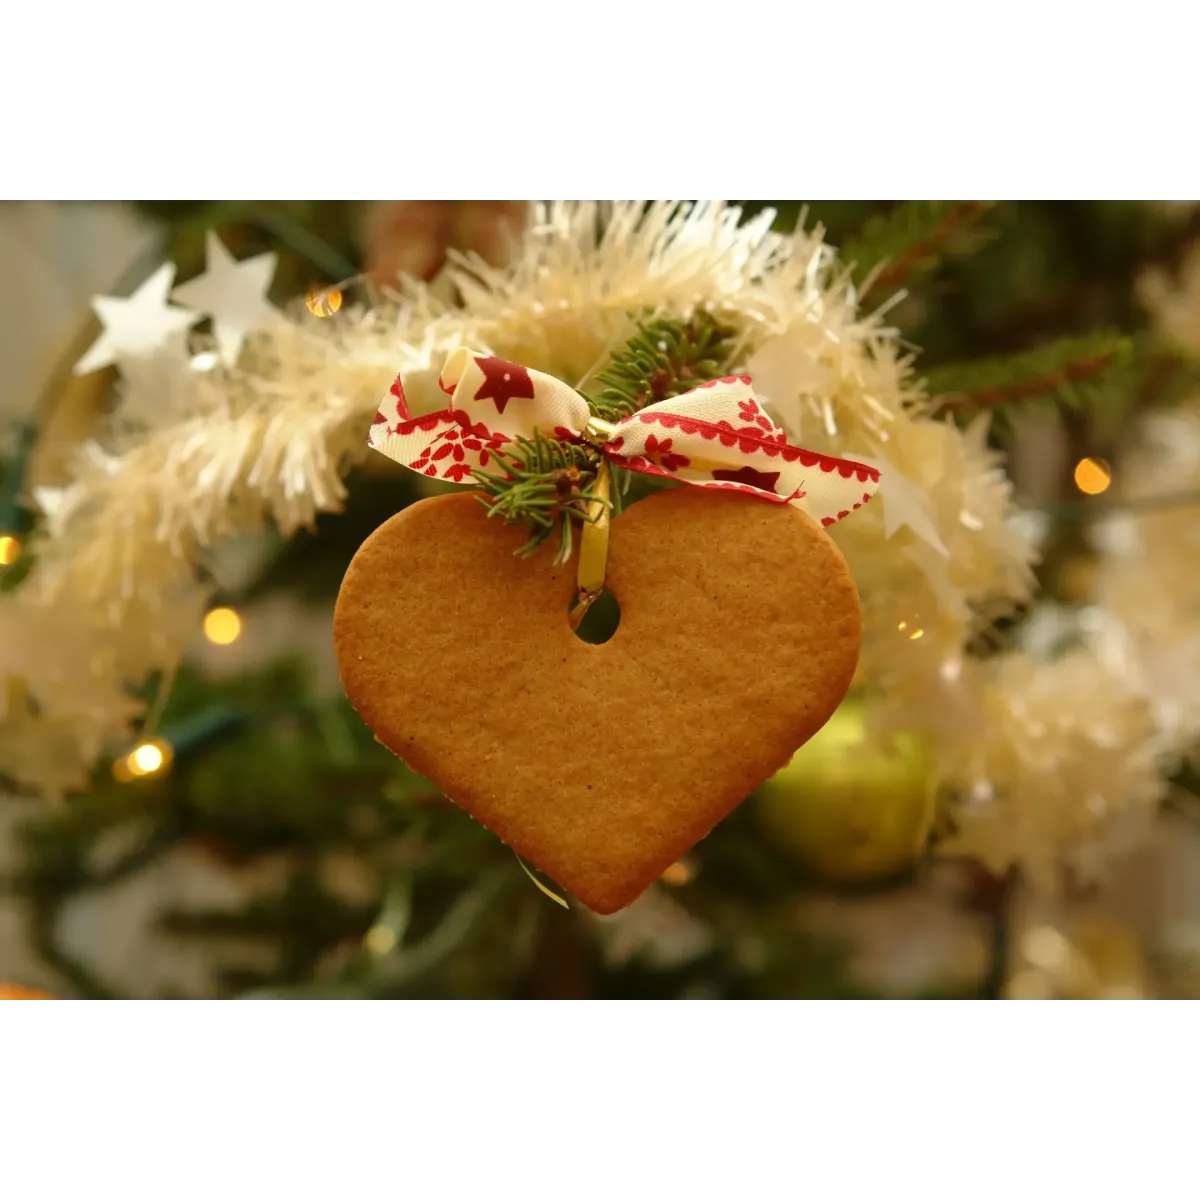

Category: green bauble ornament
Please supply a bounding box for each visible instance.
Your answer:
[753,696,935,884]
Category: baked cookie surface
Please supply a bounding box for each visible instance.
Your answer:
[334,486,861,914]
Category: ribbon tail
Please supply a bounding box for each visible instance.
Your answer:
[610,378,881,529]
[568,460,612,629]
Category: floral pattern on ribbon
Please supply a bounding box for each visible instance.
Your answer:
[369,350,880,528]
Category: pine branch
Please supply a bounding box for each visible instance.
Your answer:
[241,868,519,999]
[589,311,736,421]
[843,201,997,300]
[1040,485,1200,524]
[471,311,736,555]
[0,422,36,531]
[472,431,606,560]
[1134,349,1200,411]
[925,334,1135,422]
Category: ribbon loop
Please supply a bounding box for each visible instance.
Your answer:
[369,351,881,528]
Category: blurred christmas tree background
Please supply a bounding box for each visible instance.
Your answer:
[3,198,1200,1000]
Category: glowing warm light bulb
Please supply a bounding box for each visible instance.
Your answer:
[117,739,175,781]
[1073,457,1112,496]
[203,606,242,645]
[897,619,925,641]
[660,860,694,886]
[131,743,165,774]
[0,535,20,566]
[305,287,343,318]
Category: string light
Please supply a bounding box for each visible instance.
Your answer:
[305,287,343,318]
[1073,457,1112,496]
[203,606,242,645]
[660,860,695,886]
[0,534,20,566]
[897,619,925,641]
[131,743,165,773]
[112,738,174,782]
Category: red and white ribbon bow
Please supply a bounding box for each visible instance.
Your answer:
[369,350,881,529]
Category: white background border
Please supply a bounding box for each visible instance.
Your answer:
[4,1004,1197,1198]
[3,4,1196,1196]
[4,2,1194,199]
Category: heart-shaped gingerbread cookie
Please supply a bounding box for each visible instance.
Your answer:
[334,486,861,914]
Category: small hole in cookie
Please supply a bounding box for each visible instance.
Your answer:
[570,588,621,645]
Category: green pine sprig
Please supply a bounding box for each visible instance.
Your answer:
[925,333,1136,425]
[1132,348,1200,412]
[588,311,736,422]
[471,429,607,561]
[842,201,998,299]
[471,311,737,556]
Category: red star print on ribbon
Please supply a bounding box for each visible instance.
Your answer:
[712,465,782,494]
[368,349,881,529]
[472,357,536,414]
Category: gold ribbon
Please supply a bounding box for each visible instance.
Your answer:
[568,417,619,630]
